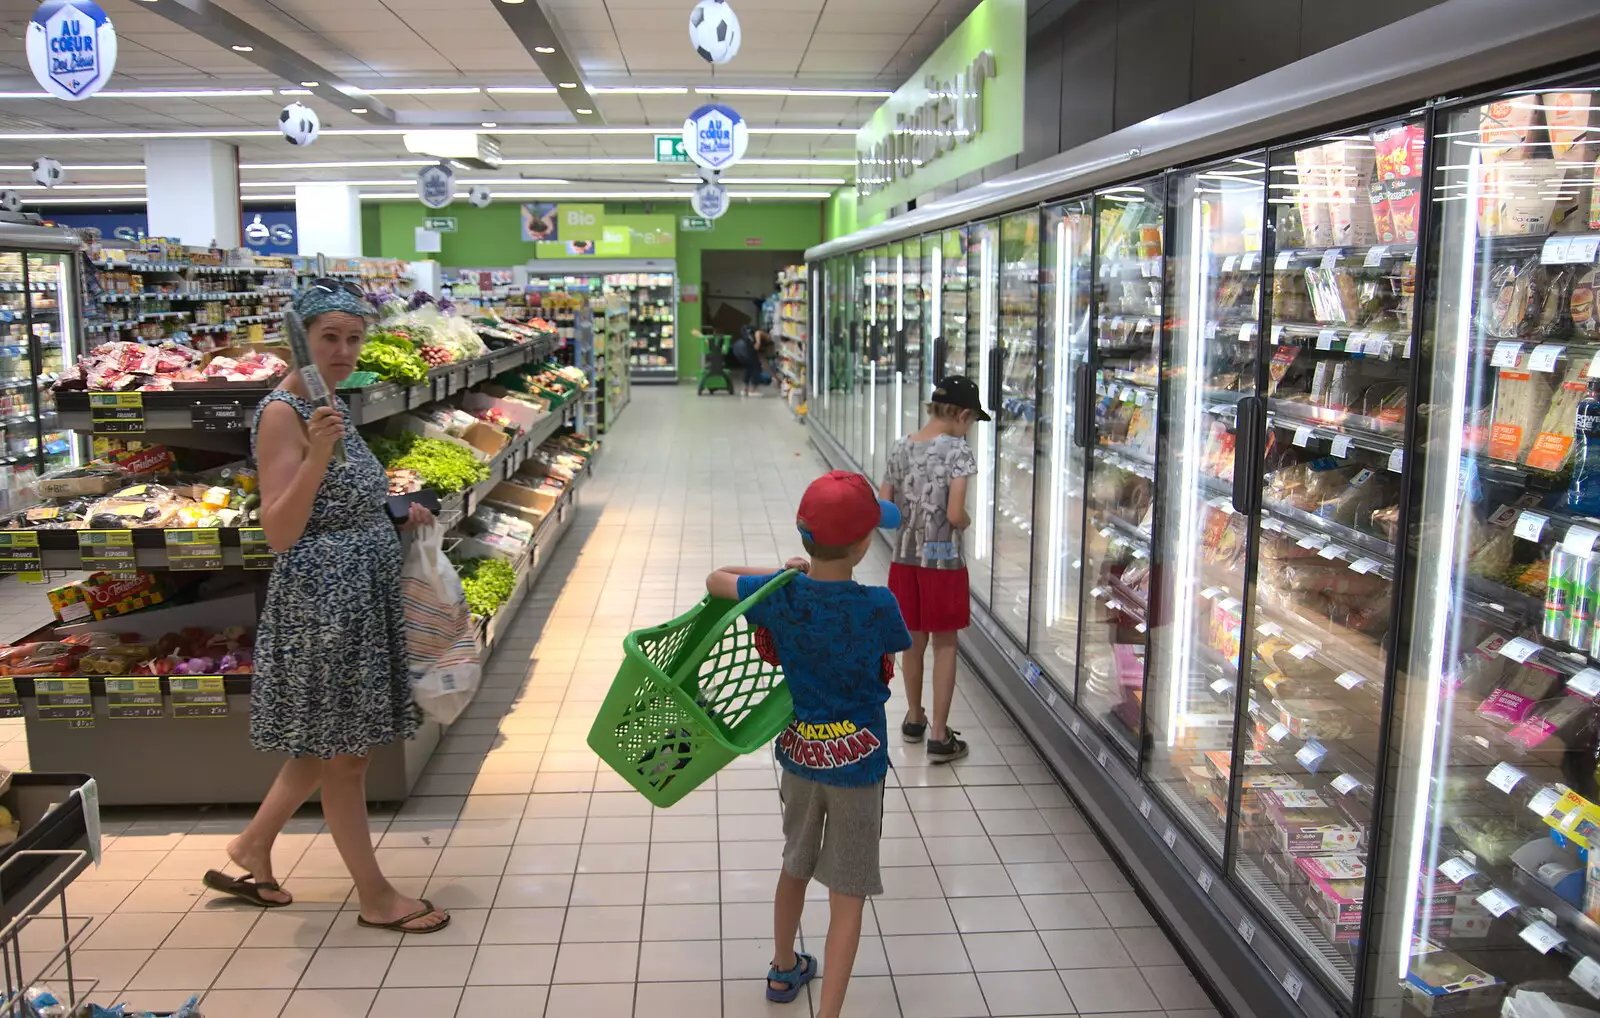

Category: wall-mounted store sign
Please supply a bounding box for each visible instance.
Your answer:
[854,0,1024,218]
[655,135,690,164]
[680,216,714,232]
[423,216,458,232]
[519,203,676,259]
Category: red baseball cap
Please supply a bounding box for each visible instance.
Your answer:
[796,471,901,546]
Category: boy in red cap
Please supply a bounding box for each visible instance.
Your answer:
[706,470,911,1017]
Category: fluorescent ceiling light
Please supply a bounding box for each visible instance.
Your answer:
[575,108,593,115]
[0,125,850,141]
[358,189,827,200]
[0,88,277,99]
[485,86,556,95]
[277,89,311,96]
[350,108,368,114]
[533,46,555,53]
[4,183,146,191]
[695,86,892,98]
[241,160,435,169]
[0,163,141,171]
[667,176,845,185]
[751,128,855,135]
[238,178,569,187]
[365,86,481,96]
[230,45,253,52]
[300,81,320,88]
[402,130,486,159]
[481,122,498,128]
[558,82,578,89]
[589,86,688,95]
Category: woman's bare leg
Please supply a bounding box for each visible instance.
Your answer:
[225,755,320,904]
[321,754,446,929]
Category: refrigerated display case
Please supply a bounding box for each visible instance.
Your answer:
[899,237,924,443]
[992,211,1041,642]
[0,224,82,515]
[967,220,1000,608]
[938,229,968,380]
[869,246,896,485]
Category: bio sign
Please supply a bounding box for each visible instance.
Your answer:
[520,204,676,259]
[682,104,748,172]
[26,0,118,101]
[854,0,1023,218]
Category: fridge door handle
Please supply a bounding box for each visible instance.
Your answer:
[1073,364,1092,449]
[895,330,907,375]
[1232,395,1263,516]
[932,335,945,383]
[988,345,1004,413]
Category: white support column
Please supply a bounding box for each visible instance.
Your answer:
[294,183,363,257]
[144,139,241,248]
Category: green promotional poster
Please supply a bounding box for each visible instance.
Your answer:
[521,204,675,258]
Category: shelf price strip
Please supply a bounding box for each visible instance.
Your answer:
[165,528,222,571]
[0,532,42,580]
[36,678,93,727]
[0,678,21,719]
[239,528,273,570]
[106,677,163,719]
[89,392,145,434]
[78,530,135,573]
[170,676,227,718]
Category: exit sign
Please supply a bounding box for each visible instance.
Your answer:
[680,216,714,232]
[423,217,457,232]
[655,135,689,163]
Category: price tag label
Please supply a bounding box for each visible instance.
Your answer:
[1590,351,1600,380]
[1572,957,1600,998]
[1070,718,1083,736]
[1258,622,1284,636]
[1348,558,1382,575]
[1570,669,1600,698]
[1529,344,1566,372]
[1162,827,1177,849]
[1387,448,1405,473]
[1321,248,1344,269]
[191,402,247,432]
[1097,748,1110,768]
[1318,545,1347,560]
[1336,671,1368,690]
[1331,773,1362,794]
[36,678,93,727]
[1565,527,1600,557]
[1267,723,1290,742]
[1275,251,1293,271]
[89,391,145,434]
[1515,511,1550,542]
[1222,256,1238,273]
[1288,642,1318,660]
[1363,245,1390,268]
[1045,690,1058,707]
[1211,678,1235,695]
[0,532,41,576]
[1296,740,1329,771]
[1271,324,1286,342]
[1262,518,1285,532]
[1205,321,1219,340]
[1283,972,1304,1002]
[1136,317,1152,333]
[1529,786,1564,817]
[1543,236,1576,264]
[170,676,227,718]
[165,528,222,571]
[1241,253,1258,271]
[1491,341,1524,367]
[1139,798,1152,819]
[0,677,21,719]
[1439,857,1478,883]
[1498,637,1543,663]
[1317,330,1338,351]
[1235,321,1255,344]
[1292,425,1313,448]
[1198,869,1214,892]
[1521,920,1567,954]
[1237,916,1256,944]
[239,528,273,570]
[105,677,163,719]
[1296,534,1328,550]
[1200,586,1223,599]
[1487,761,1527,793]
[1347,331,1369,354]
[1476,887,1519,917]
[1331,435,1353,458]
[77,530,135,571]
[1217,597,1244,613]
[1110,317,1125,330]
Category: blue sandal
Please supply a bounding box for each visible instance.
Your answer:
[765,951,816,1003]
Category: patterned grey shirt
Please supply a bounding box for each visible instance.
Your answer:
[885,434,978,570]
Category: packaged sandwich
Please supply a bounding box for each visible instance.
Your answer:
[1573,268,1598,339]
[1524,359,1590,471]
[1487,367,1556,462]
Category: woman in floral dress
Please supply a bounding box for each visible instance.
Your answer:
[202,283,448,933]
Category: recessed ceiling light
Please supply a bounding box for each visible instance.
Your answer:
[300,81,320,88]
[534,46,555,54]
[558,82,577,89]
[350,108,368,114]
[481,122,498,128]
[499,0,525,4]
[575,108,593,115]
[230,44,253,52]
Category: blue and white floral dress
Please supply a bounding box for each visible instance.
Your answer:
[249,390,419,758]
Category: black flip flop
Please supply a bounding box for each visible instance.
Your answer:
[356,898,451,934]
[202,870,292,908]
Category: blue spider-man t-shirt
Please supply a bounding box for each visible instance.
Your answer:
[738,573,913,788]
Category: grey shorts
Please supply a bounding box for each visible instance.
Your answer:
[779,769,884,898]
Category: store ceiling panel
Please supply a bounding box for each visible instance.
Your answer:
[0,0,977,199]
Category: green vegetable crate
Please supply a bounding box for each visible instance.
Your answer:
[588,571,796,807]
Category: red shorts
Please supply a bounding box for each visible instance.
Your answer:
[888,563,971,633]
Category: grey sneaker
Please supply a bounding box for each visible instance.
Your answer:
[902,713,928,743]
[927,730,969,764]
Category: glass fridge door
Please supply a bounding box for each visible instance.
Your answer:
[939,229,968,380]
[900,237,923,446]
[846,252,867,467]
[994,210,1041,642]
[1080,177,1166,757]
[1031,199,1096,698]
[871,246,897,485]
[919,236,937,426]
[1369,82,1600,1017]
[29,251,74,478]
[967,218,1000,609]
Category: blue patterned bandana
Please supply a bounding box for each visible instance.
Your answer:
[292,281,374,323]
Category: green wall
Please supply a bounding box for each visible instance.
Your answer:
[367,200,823,380]
[823,187,885,243]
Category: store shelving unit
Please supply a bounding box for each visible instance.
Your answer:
[597,294,630,433]
[516,260,677,384]
[777,265,807,420]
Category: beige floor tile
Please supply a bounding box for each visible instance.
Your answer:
[279,988,376,1018]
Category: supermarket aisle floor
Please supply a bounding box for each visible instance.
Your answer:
[24,386,1220,1018]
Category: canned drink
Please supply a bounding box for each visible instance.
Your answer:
[1571,552,1595,651]
[1547,546,1573,642]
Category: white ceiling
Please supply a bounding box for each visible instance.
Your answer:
[0,0,978,202]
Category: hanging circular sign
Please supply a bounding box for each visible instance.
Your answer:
[682,103,748,172]
[26,0,118,102]
[691,180,729,220]
[416,163,456,209]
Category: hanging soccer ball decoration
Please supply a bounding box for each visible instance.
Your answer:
[278,102,320,146]
[688,0,740,64]
[30,158,65,189]
[467,185,492,209]
[0,191,22,213]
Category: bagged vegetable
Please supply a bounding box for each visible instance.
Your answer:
[401,524,479,725]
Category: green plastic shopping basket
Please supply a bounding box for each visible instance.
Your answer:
[587,571,796,807]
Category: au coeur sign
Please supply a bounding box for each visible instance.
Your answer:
[27,0,118,101]
[416,164,455,209]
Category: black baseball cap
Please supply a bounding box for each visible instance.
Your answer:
[931,375,992,421]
